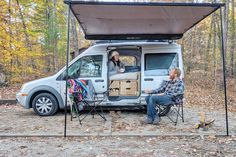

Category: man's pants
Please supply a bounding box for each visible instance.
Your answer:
[145,95,174,121]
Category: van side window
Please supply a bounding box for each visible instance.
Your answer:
[80,55,103,77]
[144,53,178,76]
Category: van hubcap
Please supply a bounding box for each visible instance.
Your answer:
[36,97,53,114]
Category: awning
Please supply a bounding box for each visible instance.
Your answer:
[63,1,229,137]
[64,1,223,40]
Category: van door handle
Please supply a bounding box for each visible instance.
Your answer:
[95,79,104,82]
[144,78,153,81]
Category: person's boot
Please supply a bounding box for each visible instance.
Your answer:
[153,116,161,125]
[144,117,153,124]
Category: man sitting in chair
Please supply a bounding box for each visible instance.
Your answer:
[144,68,185,125]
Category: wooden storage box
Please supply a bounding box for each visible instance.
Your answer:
[120,80,137,96]
[120,88,137,96]
[120,80,137,89]
[109,80,120,88]
[109,88,120,96]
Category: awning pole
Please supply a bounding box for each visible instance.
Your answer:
[220,6,229,136]
[64,2,71,138]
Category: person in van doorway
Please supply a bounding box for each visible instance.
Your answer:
[144,68,184,125]
[109,51,125,76]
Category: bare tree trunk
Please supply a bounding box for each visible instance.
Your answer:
[217,11,225,90]
[52,0,58,72]
[8,0,13,83]
[45,0,51,72]
[205,17,213,73]
[8,0,12,53]
[16,0,32,50]
[224,0,229,69]
[213,12,217,89]
[230,0,235,76]
[71,15,79,57]
[213,14,217,76]
[185,37,191,74]
[197,24,203,60]
[186,27,196,74]
[16,0,37,71]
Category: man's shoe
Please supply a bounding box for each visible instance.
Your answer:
[153,116,161,125]
[144,118,153,124]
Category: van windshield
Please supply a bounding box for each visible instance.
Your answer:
[144,53,178,76]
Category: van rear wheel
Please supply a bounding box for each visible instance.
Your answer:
[32,93,58,116]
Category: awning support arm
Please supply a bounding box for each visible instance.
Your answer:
[64,1,71,138]
[220,6,229,136]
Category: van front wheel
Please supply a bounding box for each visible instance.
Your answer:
[32,93,58,116]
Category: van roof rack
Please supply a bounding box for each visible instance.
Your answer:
[95,40,173,44]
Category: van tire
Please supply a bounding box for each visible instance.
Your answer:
[32,93,58,116]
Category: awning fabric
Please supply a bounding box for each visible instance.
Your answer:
[64,1,223,40]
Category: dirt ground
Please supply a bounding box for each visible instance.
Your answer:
[0,103,236,156]
[1,136,236,157]
[0,104,236,136]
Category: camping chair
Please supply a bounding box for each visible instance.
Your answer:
[156,94,184,126]
[68,79,107,124]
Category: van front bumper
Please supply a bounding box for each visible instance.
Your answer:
[16,92,29,109]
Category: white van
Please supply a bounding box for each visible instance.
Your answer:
[16,40,183,116]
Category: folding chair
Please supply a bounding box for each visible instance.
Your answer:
[68,79,107,125]
[156,94,184,126]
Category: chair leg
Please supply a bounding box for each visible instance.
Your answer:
[70,105,73,121]
[181,104,184,122]
[71,104,76,121]
[175,104,181,126]
[99,105,107,121]
[80,102,91,122]
[91,110,95,118]
[90,100,106,121]
[74,103,82,125]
